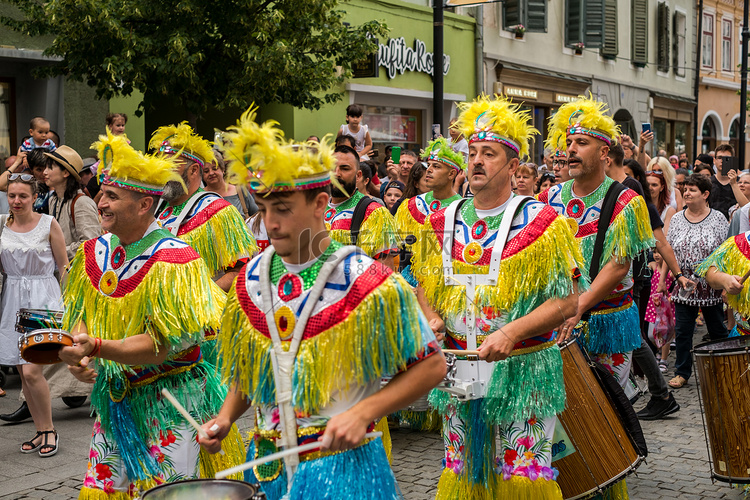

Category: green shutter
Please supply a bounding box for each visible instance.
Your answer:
[527,0,548,33]
[503,0,522,31]
[631,0,649,66]
[566,0,584,47]
[584,0,605,48]
[600,0,618,58]
[657,2,670,72]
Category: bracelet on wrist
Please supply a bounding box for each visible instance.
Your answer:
[88,337,102,358]
[675,272,684,280]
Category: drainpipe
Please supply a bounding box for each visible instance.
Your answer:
[693,0,703,160]
[474,5,484,97]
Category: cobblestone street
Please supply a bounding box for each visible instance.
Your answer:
[0,325,745,499]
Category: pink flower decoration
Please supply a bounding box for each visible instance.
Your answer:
[89,449,99,460]
[271,407,280,424]
[83,475,96,488]
[103,480,115,494]
[149,445,160,457]
[92,421,102,434]
[449,432,460,442]
[450,459,463,474]
[501,464,513,480]
[517,436,535,449]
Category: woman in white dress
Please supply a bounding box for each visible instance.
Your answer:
[0,175,69,457]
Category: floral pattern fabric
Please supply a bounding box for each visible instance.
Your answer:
[592,351,633,389]
[82,420,199,497]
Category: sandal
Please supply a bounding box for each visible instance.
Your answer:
[659,360,668,373]
[668,375,687,388]
[20,431,44,454]
[0,387,6,397]
[38,430,59,458]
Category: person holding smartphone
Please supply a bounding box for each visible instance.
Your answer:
[709,144,748,219]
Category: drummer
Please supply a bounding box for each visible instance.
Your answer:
[58,132,246,498]
[198,108,446,500]
[410,95,583,498]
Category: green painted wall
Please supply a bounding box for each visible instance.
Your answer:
[62,79,108,157]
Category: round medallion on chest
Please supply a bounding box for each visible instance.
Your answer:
[274,306,296,340]
[324,208,336,222]
[471,220,488,240]
[566,199,586,219]
[111,246,126,270]
[463,241,483,264]
[278,274,303,302]
[99,270,119,296]
[159,206,173,220]
[429,200,441,213]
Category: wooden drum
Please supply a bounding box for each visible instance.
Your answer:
[694,336,750,484]
[18,328,74,364]
[552,339,644,499]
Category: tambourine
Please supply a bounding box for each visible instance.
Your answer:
[18,328,73,364]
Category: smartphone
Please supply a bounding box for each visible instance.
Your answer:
[641,123,651,134]
[721,156,738,175]
[391,146,401,164]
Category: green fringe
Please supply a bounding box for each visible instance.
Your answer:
[394,409,442,432]
[179,203,257,275]
[696,236,750,319]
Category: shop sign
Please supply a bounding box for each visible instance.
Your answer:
[555,93,578,103]
[504,86,538,100]
[377,37,450,79]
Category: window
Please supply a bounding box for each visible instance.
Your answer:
[565,0,605,49]
[600,0,618,59]
[503,0,548,33]
[722,19,733,72]
[730,119,741,154]
[631,0,648,67]
[701,117,717,154]
[673,11,687,77]
[702,12,714,68]
[657,3,670,72]
[0,79,15,162]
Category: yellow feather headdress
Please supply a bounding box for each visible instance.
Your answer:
[546,95,620,151]
[149,122,215,168]
[92,130,183,196]
[454,95,538,159]
[221,106,336,194]
[421,137,466,171]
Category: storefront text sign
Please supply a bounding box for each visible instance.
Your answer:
[555,93,578,103]
[377,37,450,79]
[504,86,538,100]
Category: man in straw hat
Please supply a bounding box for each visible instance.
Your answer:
[198,107,446,500]
[410,95,584,499]
[59,132,245,498]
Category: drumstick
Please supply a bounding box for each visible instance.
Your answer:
[215,431,383,479]
[442,349,481,356]
[741,268,750,285]
[161,388,225,455]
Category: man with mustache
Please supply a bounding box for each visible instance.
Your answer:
[411,96,584,499]
[152,123,257,293]
[325,144,400,269]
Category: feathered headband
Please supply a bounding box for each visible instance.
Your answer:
[221,106,337,194]
[149,122,215,168]
[546,95,620,151]
[92,130,182,196]
[454,95,538,159]
[421,137,466,171]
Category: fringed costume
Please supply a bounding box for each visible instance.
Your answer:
[413,96,584,500]
[68,133,245,499]
[219,108,439,499]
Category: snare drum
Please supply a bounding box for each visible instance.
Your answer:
[15,308,64,334]
[552,339,644,499]
[438,351,494,400]
[694,336,750,484]
[142,479,264,499]
[18,328,74,365]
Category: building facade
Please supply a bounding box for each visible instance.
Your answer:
[696,0,748,156]
[482,0,697,162]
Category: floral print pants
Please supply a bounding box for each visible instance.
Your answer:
[82,419,200,497]
[591,351,633,389]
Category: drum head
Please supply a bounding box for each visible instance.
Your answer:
[694,335,750,354]
[142,479,259,499]
[19,329,73,365]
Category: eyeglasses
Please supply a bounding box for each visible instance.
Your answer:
[8,174,34,182]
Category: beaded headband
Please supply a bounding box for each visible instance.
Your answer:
[426,151,463,171]
[468,130,521,154]
[159,143,206,168]
[250,171,332,194]
[553,149,567,159]
[100,173,166,196]
[566,123,613,146]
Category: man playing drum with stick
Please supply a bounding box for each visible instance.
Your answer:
[198,108,446,500]
[58,132,245,498]
[539,96,655,499]
[411,95,584,499]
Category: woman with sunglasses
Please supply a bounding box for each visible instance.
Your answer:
[0,174,69,456]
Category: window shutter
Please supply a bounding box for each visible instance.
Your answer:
[565,0,584,47]
[657,2,670,72]
[527,0,548,33]
[673,12,686,76]
[584,0,605,48]
[631,0,649,67]
[503,0,522,31]
[600,0,618,58]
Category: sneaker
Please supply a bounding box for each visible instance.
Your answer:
[670,340,676,351]
[636,393,680,420]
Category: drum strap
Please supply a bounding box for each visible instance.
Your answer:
[259,244,358,486]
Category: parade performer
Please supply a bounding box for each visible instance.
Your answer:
[198,108,446,500]
[150,123,256,292]
[539,96,654,387]
[552,149,570,184]
[59,132,244,499]
[325,144,400,268]
[412,96,583,499]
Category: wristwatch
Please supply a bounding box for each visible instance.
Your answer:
[675,272,684,280]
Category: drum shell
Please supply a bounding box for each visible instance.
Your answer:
[15,309,64,334]
[553,340,642,499]
[19,329,73,365]
[142,479,261,499]
[694,338,750,483]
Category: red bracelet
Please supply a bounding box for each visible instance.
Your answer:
[88,337,102,358]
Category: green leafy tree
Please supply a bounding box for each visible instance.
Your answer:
[1,0,385,117]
